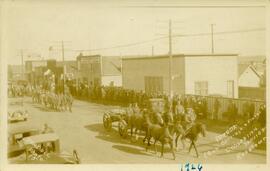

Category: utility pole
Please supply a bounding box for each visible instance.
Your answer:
[21,50,24,80]
[168,19,173,98]
[152,46,154,56]
[61,40,65,94]
[20,49,24,106]
[211,24,215,54]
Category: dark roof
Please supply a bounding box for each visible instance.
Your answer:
[122,53,238,60]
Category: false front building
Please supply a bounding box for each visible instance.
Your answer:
[122,53,238,98]
[77,54,122,87]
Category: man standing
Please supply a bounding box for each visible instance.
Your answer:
[213,98,221,120]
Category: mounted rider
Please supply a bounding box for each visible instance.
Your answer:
[183,108,197,131]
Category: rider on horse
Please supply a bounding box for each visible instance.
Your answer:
[183,108,197,133]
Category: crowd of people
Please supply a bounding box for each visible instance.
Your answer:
[68,83,209,117]
[8,81,266,127]
[68,83,266,127]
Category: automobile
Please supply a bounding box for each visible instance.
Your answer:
[8,124,40,158]
[10,133,80,164]
[8,110,29,123]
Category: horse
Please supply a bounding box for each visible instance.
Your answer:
[144,115,176,160]
[176,122,206,157]
[151,111,164,126]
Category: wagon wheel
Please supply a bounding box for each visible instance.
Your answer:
[118,120,128,138]
[103,113,112,131]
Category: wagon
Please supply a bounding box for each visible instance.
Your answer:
[103,108,127,131]
[113,98,167,137]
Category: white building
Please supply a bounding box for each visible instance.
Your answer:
[122,53,238,98]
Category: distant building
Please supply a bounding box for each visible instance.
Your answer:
[238,64,262,87]
[77,54,122,87]
[122,53,238,98]
[8,65,25,82]
[56,60,77,81]
[238,64,266,100]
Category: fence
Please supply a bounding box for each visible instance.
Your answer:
[184,94,265,121]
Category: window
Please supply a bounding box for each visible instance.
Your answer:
[145,76,163,94]
[227,80,234,98]
[194,81,208,95]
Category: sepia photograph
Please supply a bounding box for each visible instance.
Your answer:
[0,0,268,169]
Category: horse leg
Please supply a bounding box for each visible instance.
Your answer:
[192,141,199,157]
[181,136,186,150]
[145,136,151,151]
[143,128,148,143]
[175,134,180,150]
[130,126,133,138]
[154,139,158,155]
[188,141,193,153]
[135,128,139,141]
[160,141,164,158]
[170,141,176,160]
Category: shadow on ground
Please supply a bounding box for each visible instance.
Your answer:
[32,104,59,112]
[112,145,152,156]
[84,123,177,157]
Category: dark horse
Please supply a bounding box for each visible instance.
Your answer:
[176,122,206,157]
[144,115,183,160]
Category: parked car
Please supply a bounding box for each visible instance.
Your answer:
[11,133,80,164]
[8,125,39,158]
[8,110,29,123]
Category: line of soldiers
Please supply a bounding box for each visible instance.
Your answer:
[31,88,73,112]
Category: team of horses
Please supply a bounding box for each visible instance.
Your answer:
[32,89,73,112]
[120,108,206,159]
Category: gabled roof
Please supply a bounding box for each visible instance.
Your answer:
[238,64,250,77]
[249,65,262,78]
[239,64,262,78]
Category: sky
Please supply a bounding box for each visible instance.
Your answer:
[3,0,266,65]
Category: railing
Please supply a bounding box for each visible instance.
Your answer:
[184,94,265,120]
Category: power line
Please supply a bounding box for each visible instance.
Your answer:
[71,36,168,52]
[173,27,265,38]
[69,27,264,53]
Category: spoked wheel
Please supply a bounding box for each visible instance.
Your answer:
[118,120,128,138]
[103,113,112,131]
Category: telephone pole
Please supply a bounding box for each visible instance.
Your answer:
[61,40,65,94]
[211,24,215,53]
[20,50,24,80]
[168,19,173,98]
[20,49,24,106]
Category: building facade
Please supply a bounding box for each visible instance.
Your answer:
[122,54,238,98]
[77,54,122,87]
